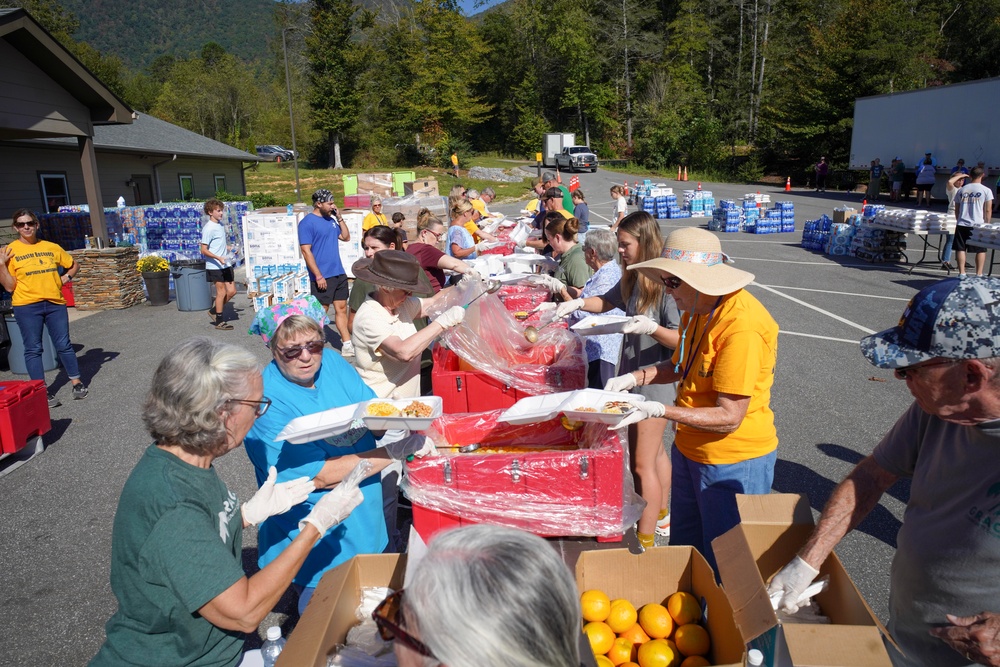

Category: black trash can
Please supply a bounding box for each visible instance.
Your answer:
[171,260,213,312]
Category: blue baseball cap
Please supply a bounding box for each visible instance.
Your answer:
[860,277,1000,368]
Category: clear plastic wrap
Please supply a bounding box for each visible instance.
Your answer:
[425,280,587,396]
[401,410,645,539]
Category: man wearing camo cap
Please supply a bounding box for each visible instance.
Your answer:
[298,189,354,356]
[769,276,1000,667]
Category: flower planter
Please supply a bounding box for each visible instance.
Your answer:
[142,271,170,306]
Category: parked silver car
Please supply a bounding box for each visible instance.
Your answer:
[254,145,294,161]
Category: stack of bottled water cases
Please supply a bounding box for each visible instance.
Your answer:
[683,190,715,217]
[801,215,834,251]
[37,209,127,250]
[774,201,795,232]
[711,200,743,232]
[824,223,856,256]
[851,222,906,263]
[742,200,761,231]
[117,202,249,265]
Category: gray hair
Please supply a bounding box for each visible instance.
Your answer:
[271,314,325,351]
[370,194,383,206]
[481,187,495,198]
[142,337,260,454]
[465,188,480,199]
[584,227,618,262]
[405,525,581,667]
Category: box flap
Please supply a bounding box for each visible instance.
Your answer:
[736,493,815,526]
[714,525,777,643]
[784,624,893,666]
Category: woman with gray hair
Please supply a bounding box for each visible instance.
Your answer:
[363,195,388,231]
[92,338,363,667]
[575,228,625,388]
[374,525,585,667]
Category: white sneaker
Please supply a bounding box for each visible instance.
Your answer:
[655,514,671,538]
[341,340,355,357]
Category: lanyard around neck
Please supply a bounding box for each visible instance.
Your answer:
[675,297,723,384]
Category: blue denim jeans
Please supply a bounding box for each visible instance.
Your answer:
[942,232,954,263]
[669,446,777,574]
[12,300,80,383]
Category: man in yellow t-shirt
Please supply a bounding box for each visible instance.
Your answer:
[602,227,778,570]
[451,152,459,178]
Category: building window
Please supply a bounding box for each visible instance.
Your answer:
[179,174,194,201]
[39,173,70,213]
[214,175,227,193]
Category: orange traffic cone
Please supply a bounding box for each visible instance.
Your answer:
[697,182,702,191]
[623,181,629,196]
[785,177,791,192]
[556,168,562,184]
[683,166,688,181]
[677,166,682,180]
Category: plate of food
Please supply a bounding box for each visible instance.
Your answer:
[497,391,576,425]
[275,404,360,444]
[358,396,443,431]
[570,315,631,336]
[560,389,641,426]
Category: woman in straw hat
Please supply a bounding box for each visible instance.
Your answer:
[605,226,779,572]
[540,211,680,550]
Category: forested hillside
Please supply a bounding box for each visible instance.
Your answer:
[6,0,1000,180]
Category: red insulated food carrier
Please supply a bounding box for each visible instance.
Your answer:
[431,346,526,413]
[0,380,51,455]
[404,412,625,542]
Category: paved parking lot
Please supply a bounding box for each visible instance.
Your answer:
[0,173,948,663]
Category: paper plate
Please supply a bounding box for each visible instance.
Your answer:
[276,404,360,444]
[498,391,576,425]
[358,396,443,431]
[570,315,631,336]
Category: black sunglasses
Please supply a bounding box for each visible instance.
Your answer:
[661,276,683,289]
[277,340,325,361]
[226,397,271,417]
[14,221,37,228]
[373,589,436,658]
[894,359,960,380]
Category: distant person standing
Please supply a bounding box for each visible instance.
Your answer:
[451,152,459,178]
[572,189,590,242]
[941,171,970,271]
[890,157,905,202]
[199,199,236,331]
[951,158,969,180]
[298,189,354,357]
[867,158,884,200]
[915,156,937,208]
[610,185,628,229]
[814,156,829,192]
[952,166,994,276]
[361,196,388,232]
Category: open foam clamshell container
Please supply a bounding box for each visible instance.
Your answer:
[712,494,895,667]
[277,554,405,667]
[576,547,746,667]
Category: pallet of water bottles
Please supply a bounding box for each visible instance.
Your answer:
[711,198,794,234]
[38,208,125,250]
[116,202,249,265]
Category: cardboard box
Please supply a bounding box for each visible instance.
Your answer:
[404,178,439,197]
[832,208,857,225]
[278,554,405,667]
[575,548,745,667]
[713,494,893,666]
[356,172,393,197]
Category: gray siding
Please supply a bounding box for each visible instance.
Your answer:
[0,40,92,138]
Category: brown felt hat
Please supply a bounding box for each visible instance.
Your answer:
[351,250,433,296]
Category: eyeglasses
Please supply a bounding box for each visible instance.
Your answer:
[226,397,271,417]
[373,204,382,208]
[893,359,961,380]
[661,276,683,289]
[373,589,436,658]
[14,221,37,228]
[422,228,443,240]
[277,340,325,361]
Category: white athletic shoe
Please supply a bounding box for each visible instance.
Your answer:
[655,513,671,538]
[341,340,355,357]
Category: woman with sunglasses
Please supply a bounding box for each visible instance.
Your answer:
[547,211,680,550]
[92,337,363,667]
[244,297,432,614]
[407,211,478,293]
[374,524,586,667]
[361,195,388,232]
[0,208,88,407]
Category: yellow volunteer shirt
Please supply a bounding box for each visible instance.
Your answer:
[526,198,541,213]
[671,289,778,464]
[362,212,388,231]
[463,220,486,242]
[5,239,72,307]
[470,198,486,216]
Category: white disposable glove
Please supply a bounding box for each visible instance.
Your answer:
[515,238,528,249]
[299,460,371,535]
[604,373,638,393]
[767,556,821,614]
[463,269,483,283]
[435,305,466,329]
[528,274,567,295]
[539,256,561,273]
[242,466,315,526]
[383,434,437,460]
[475,241,501,252]
[530,302,557,314]
[622,315,660,336]
[555,298,586,318]
[615,400,666,429]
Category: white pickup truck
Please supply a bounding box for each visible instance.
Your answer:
[554,146,598,172]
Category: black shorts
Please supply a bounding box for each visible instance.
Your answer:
[206,267,235,283]
[952,225,984,253]
[311,274,349,305]
[916,183,933,193]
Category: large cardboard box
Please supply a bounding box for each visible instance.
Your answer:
[832,208,857,225]
[713,494,893,667]
[404,178,439,197]
[357,173,393,197]
[277,554,405,667]
[576,548,746,667]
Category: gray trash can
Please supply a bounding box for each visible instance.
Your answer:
[171,260,214,312]
[4,316,59,375]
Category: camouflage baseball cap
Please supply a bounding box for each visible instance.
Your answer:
[860,276,1000,368]
[311,188,335,204]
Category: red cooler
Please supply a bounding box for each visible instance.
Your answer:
[0,381,51,454]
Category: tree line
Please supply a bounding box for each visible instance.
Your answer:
[9,0,1000,180]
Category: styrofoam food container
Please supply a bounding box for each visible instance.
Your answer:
[498,391,575,425]
[276,404,360,444]
[358,396,443,431]
[570,315,631,336]
[498,389,639,427]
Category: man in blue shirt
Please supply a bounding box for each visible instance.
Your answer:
[299,189,354,356]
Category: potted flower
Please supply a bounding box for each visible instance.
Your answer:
[136,255,170,306]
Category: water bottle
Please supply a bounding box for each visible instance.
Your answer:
[261,626,285,667]
[747,648,765,666]
[286,204,294,215]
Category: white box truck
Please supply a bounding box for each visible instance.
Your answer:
[850,78,1000,199]
[543,133,576,167]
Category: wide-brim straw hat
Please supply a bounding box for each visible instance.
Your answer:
[352,250,434,297]
[629,228,754,296]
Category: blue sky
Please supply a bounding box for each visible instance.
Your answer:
[458,0,505,15]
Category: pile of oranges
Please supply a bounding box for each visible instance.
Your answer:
[580,589,712,667]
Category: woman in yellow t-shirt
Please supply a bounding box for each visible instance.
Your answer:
[0,209,88,407]
[362,196,389,232]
